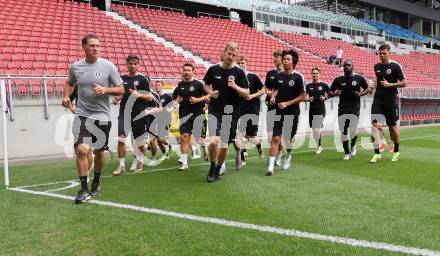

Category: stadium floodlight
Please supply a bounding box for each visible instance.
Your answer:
[1,80,9,189]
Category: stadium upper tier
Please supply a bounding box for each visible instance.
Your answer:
[0,0,206,88]
[274,31,440,88]
[112,4,342,82]
[191,0,377,32]
[1,0,438,96]
[362,19,426,42]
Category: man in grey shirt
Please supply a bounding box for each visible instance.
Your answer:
[62,34,124,204]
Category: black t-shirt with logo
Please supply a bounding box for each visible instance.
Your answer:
[306,82,330,112]
[241,72,264,113]
[265,69,281,90]
[273,70,306,115]
[330,74,368,114]
[264,68,281,109]
[172,79,206,116]
[120,74,151,117]
[374,61,405,106]
[203,63,249,114]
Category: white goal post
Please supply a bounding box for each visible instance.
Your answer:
[1,80,9,189]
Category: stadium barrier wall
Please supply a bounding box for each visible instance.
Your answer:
[1,75,439,160]
[0,96,377,160]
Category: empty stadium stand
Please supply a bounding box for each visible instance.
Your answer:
[393,52,440,78]
[273,31,440,88]
[299,0,366,17]
[112,4,342,82]
[362,19,426,42]
[0,0,206,96]
[1,0,439,127]
[190,0,377,32]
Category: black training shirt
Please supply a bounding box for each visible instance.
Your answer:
[173,79,206,115]
[203,63,249,114]
[241,72,263,113]
[273,70,306,115]
[120,74,151,117]
[306,82,330,110]
[264,68,281,108]
[374,61,405,105]
[330,74,368,114]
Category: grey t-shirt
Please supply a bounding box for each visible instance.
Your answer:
[68,58,123,121]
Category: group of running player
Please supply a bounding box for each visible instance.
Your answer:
[63,34,405,204]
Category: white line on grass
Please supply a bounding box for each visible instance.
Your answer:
[400,134,440,140]
[45,181,80,193]
[16,147,332,191]
[14,133,440,191]
[14,155,259,190]
[10,187,440,256]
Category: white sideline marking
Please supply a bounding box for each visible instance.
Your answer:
[45,181,80,193]
[400,134,440,140]
[10,187,440,256]
[13,133,440,190]
[14,155,259,190]
[15,147,325,190]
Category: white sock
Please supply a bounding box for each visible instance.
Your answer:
[137,155,144,164]
[182,154,188,165]
[119,158,125,167]
[152,155,156,161]
[268,156,275,170]
[275,151,282,160]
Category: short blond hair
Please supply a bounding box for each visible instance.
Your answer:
[273,50,283,57]
[224,42,239,52]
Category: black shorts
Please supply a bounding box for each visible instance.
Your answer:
[179,112,205,136]
[118,113,149,139]
[371,102,399,127]
[72,116,111,150]
[208,111,239,143]
[309,108,325,128]
[132,117,148,139]
[337,113,359,134]
[238,111,259,137]
[272,111,299,140]
[145,115,158,139]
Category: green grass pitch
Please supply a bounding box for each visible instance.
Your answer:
[1,125,439,256]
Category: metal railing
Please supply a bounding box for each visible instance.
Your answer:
[0,75,188,121]
[197,11,232,20]
[111,0,185,13]
[400,86,440,99]
[1,75,439,122]
[0,75,67,121]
